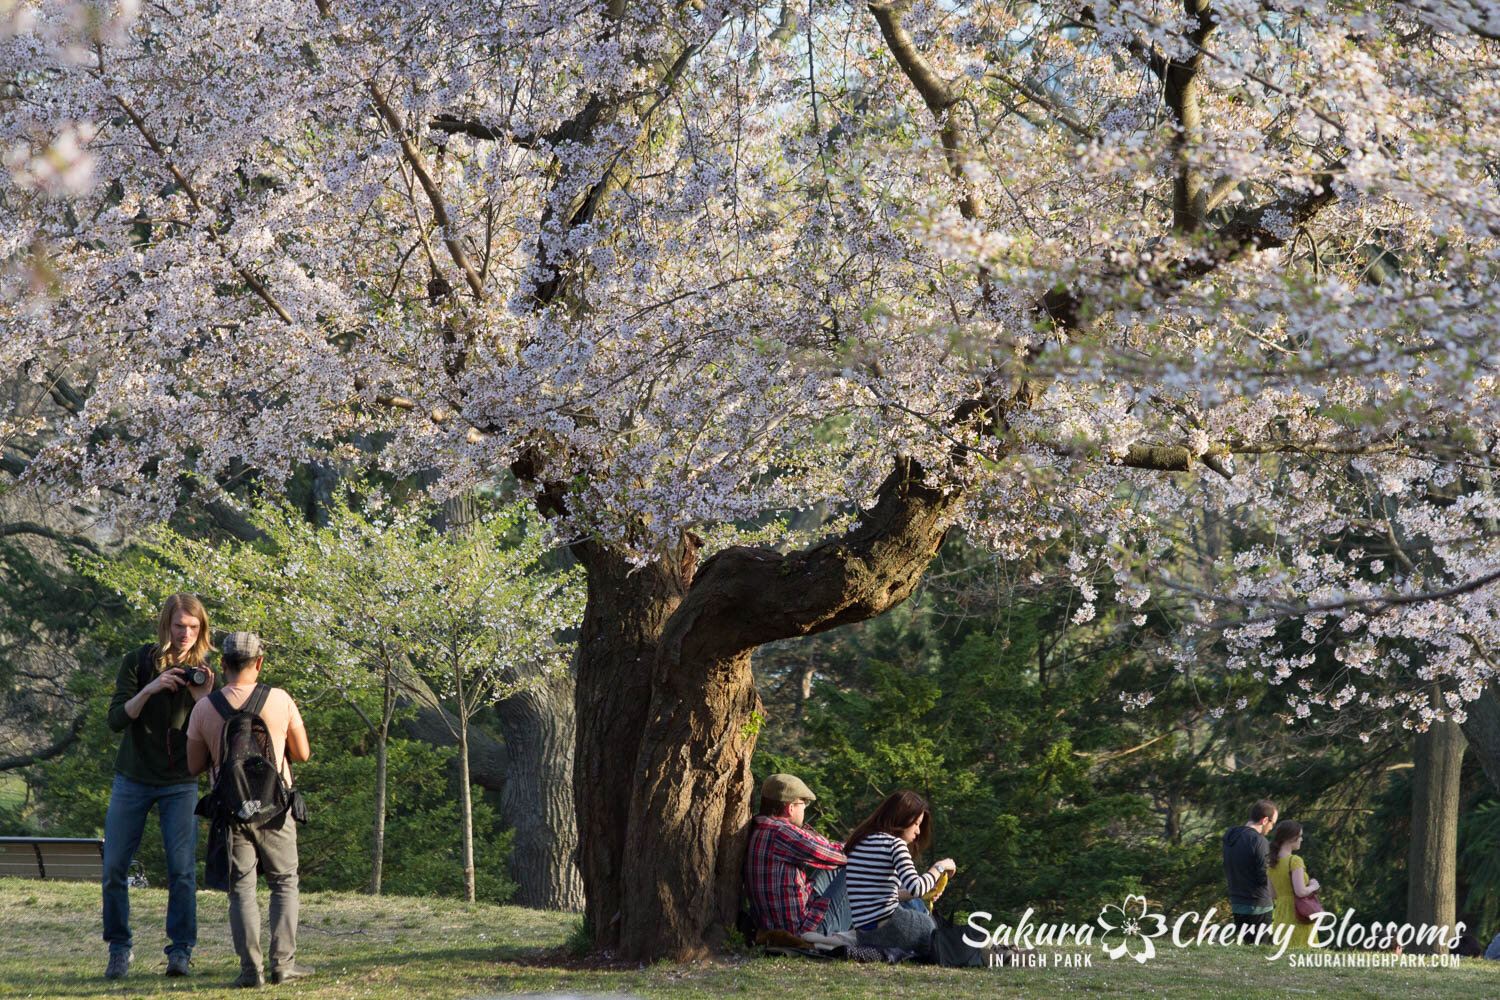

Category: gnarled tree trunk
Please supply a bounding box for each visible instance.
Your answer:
[571,458,957,959]
[571,542,689,948]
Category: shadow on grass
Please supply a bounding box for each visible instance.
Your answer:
[0,945,560,999]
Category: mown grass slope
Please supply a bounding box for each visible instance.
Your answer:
[0,881,1494,999]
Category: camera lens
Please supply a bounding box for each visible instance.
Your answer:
[185,667,208,686]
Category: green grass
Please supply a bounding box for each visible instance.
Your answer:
[1,880,1495,999]
[0,775,24,812]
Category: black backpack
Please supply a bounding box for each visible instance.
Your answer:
[207,685,291,828]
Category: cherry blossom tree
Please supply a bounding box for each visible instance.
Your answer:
[5,0,1500,957]
[87,490,584,903]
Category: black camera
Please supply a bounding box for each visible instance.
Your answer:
[180,666,208,686]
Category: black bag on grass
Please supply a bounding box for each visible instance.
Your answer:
[930,924,987,967]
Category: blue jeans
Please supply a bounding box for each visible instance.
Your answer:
[101,775,198,958]
[857,899,936,954]
[808,867,851,934]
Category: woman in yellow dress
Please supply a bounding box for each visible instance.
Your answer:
[1268,820,1321,948]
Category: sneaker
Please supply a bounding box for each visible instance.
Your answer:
[165,951,191,977]
[104,950,132,980]
[269,962,315,984]
[230,969,264,988]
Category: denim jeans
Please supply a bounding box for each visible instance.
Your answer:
[856,900,936,954]
[808,867,851,933]
[101,774,199,958]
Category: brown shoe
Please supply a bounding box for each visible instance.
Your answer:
[269,962,315,984]
[756,929,808,949]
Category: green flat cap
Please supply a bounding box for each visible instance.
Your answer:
[761,773,816,803]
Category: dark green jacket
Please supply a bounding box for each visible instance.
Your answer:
[106,643,200,786]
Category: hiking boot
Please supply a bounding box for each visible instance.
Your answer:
[230,968,264,988]
[165,951,191,977]
[269,962,315,984]
[104,950,132,980]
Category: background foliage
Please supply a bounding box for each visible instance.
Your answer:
[750,534,1500,935]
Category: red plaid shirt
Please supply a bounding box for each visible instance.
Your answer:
[744,815,847,933]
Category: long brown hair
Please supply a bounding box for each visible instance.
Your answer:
[154,593,213,669]
[844,789,932,857]
[1269,819,1303,861]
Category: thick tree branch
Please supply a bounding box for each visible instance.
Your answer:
[0,708,89,771]
[1042,173,1339,331]
[1163,1,1216,232]
[674,456,958,656]
[429,114,535,146]
[532,43,701,308]
[366,83,486,301]
[868,1,984,220]
[0,521,103,555]
[114,97,295,324]
[44,369,85,414]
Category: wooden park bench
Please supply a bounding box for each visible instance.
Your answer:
[0,836,115,882]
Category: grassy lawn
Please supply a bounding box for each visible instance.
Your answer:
[1,880,1494,999]
[0,775,24,812]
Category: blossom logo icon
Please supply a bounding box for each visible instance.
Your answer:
[1097,894,1168,964]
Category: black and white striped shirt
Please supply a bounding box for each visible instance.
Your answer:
[846,832,938,927]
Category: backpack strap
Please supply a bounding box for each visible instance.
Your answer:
[244,684,271,717]
[208,689,234,719]
[135,643,157,691]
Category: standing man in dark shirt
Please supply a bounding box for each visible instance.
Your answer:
[101,594,215,980]
[1223,799,1278,943]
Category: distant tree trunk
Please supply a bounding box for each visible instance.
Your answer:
[434,492,479,536]
[1165,788,1182,846]
[1460,682,1500,797]
[496,670,584,910]
[1407,707,1467,954]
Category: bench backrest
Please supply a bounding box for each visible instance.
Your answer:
[0,837,105,880]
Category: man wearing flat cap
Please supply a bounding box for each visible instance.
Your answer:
[186,632,312,988]
[744,773,850,940]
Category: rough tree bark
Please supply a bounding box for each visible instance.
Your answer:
[397,664,584,908]
[570,540,691,946]
[568,458,957,958]
[1460,683,1500,797]
[1406,707,1468,954]
[496,670,584,910]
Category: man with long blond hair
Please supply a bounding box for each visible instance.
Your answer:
[101,593,216,980]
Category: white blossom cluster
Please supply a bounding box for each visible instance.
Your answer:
[4,1,1500,726]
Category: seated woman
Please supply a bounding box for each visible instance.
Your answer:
[843,789,956,956]
[1268,819,1320,949]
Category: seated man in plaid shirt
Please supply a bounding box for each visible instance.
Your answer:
[744,774,849,940]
